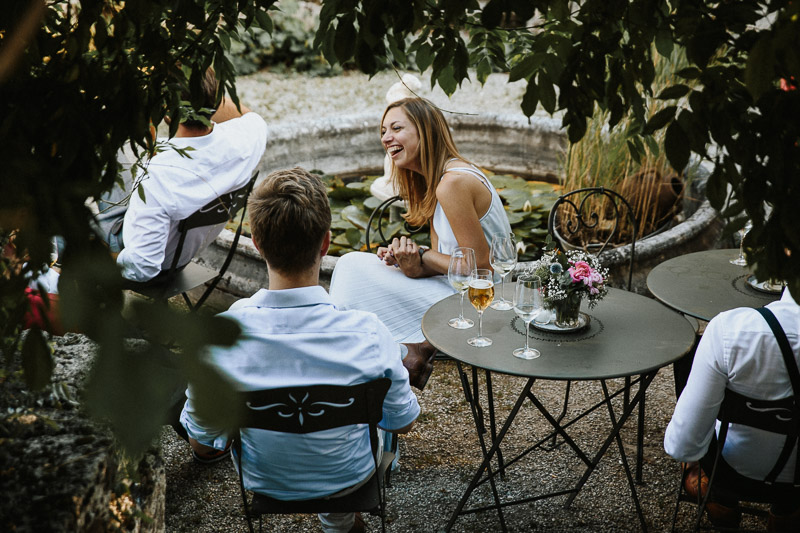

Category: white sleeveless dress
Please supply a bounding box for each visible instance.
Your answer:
[329,165,512,343]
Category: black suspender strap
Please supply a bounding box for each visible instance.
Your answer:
[754,307,800,486]
[755,308,800,396]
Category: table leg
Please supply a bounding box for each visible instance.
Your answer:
[637,376,645,483]
[450,362,510,532]
[564,373,655,532]
[485,369,506,479]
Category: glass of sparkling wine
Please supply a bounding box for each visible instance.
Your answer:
[513,275,543,360]
[448,247,476,329]
[490,233,517,310]
[730,220,753,266]
[468,269,494,347]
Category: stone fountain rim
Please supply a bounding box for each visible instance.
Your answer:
[213,197,717,277]
[265,111,565,139]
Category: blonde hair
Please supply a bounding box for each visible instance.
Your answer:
[382,98,474,227]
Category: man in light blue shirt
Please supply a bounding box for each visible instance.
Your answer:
[180,167,420,533]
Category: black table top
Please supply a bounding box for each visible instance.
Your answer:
[646,249,780,322]
[422,287,696,381]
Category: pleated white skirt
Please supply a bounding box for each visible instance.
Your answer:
[329,252,455,343]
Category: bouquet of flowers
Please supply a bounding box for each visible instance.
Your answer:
[528,248,609,308]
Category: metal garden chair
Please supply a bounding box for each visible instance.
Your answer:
[233,378,394,533]
[124,171,258,312]
[546,187,645,475]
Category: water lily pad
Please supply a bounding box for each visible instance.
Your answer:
[341,205,369,229]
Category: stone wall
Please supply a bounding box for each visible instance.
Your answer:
[0,334,165,532]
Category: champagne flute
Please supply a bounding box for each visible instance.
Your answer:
[447,247,476,329]
[468,269,494,347]
[513,276,543,359]
[490,233,517,310]
[730,220,753,266]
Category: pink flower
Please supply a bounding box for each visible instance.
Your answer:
[568,261,593,283]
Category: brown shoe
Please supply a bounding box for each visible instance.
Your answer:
[768,506,800,532]
[682,462,708,500]
[401,340,437,390]
[682,462,741,528]
[348,512,365,533]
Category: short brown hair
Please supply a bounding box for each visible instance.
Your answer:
[247,167,331,273]
[181,67,219,128]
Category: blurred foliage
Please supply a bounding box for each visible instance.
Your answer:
[313,0,800,299]
[227,0,342,76]
[0,0,276,457]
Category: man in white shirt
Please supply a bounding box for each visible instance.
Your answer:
[103,68,267,282]
[664,288,800,531]
[180,167,421,533]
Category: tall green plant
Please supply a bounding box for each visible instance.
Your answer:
[561,48,698,243]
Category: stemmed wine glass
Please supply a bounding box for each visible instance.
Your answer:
[489,233,517,310]
[468,269,494,347]
[447,247,476,329]
[513,275,543,360]
[730,220,753,266]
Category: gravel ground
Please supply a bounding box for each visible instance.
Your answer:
[164,359,748,532]
[162,69,766,532]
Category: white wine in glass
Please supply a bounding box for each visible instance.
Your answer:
[513,276,543,360]
[490,233,517,310]
[468,269,494,347]
[730,220,753,266]
[447,247,476,329]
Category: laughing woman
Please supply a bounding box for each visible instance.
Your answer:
[329,98,512,344]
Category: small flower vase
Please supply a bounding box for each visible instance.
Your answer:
[553,292,582,329]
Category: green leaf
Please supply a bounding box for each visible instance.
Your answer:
[85,341,188,458]
[334,20,356,63]
[656,85,690,100]
[655,29,674,58]
[664,121,690,173]
[341,205,369,229]
[745,37,775,101]
[476,57,492,85]
[509,54,539,83]
[627,139,642,165]
[437,64,458,96]
[21,329,53,391]
[345,227,363,247]
[481,0,503,28]
[415,43,434,72]
[521,80,539,117]
[538,73,556,114]
[676,67,701,80]
[254,10,273,33]
[706,165,727,211]
[643,106,676,135]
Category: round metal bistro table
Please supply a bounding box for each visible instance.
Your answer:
[646,248,779,322]
[422,288,696,532]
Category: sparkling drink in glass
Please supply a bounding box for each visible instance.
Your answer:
[447,247,476,329]
[513,275,543,359]
[730,220,753,266]
[490,233,517,310]
[468,269,494,347]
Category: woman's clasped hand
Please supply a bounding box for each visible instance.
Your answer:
[378,236,426,278]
